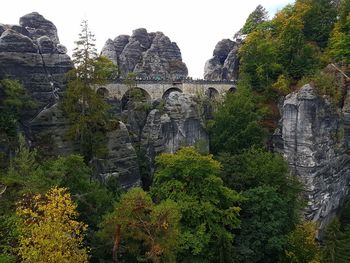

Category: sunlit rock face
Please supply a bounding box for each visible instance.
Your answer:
[101,28,188,80]
[0,12,73,113]
[204,38,241,81]
[274,84,350,230]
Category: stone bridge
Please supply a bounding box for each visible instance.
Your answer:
[98,79,236,102]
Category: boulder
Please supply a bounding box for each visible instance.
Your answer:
[274,84,350,230]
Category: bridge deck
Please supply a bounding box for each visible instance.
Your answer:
[101,79,236,100]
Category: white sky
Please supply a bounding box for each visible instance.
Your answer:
[2,0,294,78]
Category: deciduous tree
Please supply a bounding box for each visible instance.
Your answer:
[98,187,180,263]
[16,187,89,263]
[151,147,241,262]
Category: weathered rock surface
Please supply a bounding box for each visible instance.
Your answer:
[20,12,60,44]
[92,122,141,189]
[140,92,208,183]
[0,12,72,113]
[101,28,188,80]
[30,104,141,189]
[29,103,76,156]
[274,84,350,230]
[204,39,240,81]
[0,13,141,189]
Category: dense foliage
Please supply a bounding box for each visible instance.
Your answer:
[321,202,350,263]
[16,187,89,263]
[151,147,242,263]
[99,188,180,263]
[209,84,266,155]
[2,0,350,261]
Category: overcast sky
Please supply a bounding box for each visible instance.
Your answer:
[2,0,294,78]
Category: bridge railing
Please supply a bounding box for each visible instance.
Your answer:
[108,78,237,85]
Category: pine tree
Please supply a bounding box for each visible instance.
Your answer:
[241,5,269,34]
[63,20,118,162]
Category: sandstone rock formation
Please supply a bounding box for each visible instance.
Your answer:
[204,38,241,81]
[140,92,208,184]
[29,103,141,188]
[274,84,350,230]
[0,12,73,113]
[92,122,142,189]
[101,28,188,80]
[0,13,141,189]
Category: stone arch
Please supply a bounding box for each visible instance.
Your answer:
[121,87,151,111]
[162,87,183,99]
[96,87,109,98]
[206,87,219,99]
[228,87,236,93]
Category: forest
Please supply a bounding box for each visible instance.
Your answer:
[1,0,350,262]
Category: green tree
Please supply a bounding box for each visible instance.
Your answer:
[322,218,341,263]
[98,187,180,263]
[0,80,35,138]
[17,187,89,263]
[209,85,266,155]
[276,15,320,80]
[0,135,41,212]
[151,147,241,263]
[284,222,321,263]
[0,139,116,262]
[238,30,283,91]
[234,186,296,262]
[328,0,350,64]
[0,80,35,166]
[218,148,302,262]
[241,5,269,34]
[322,218,350,263]
[41,155,116,228]
[63,20,118,162]
[302,0,337,48]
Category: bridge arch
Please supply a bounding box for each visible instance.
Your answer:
[205,87,219,99]
[162,87,183,99]
[121,87,151,111]
[96,87,109,98]
[228,87,236,93]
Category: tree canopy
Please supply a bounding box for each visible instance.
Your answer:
[241,5,269,34]
[151,147,242,262]
[16,187,89,263]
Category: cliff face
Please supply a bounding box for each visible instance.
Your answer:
[204,38,241,81]
[0,13,143,189]
[140,91,208,184]
[101,28,188,80]
[274,84,350,229]
[0,12,73,113]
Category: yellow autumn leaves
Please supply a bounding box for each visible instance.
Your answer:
[16,187,89,263]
